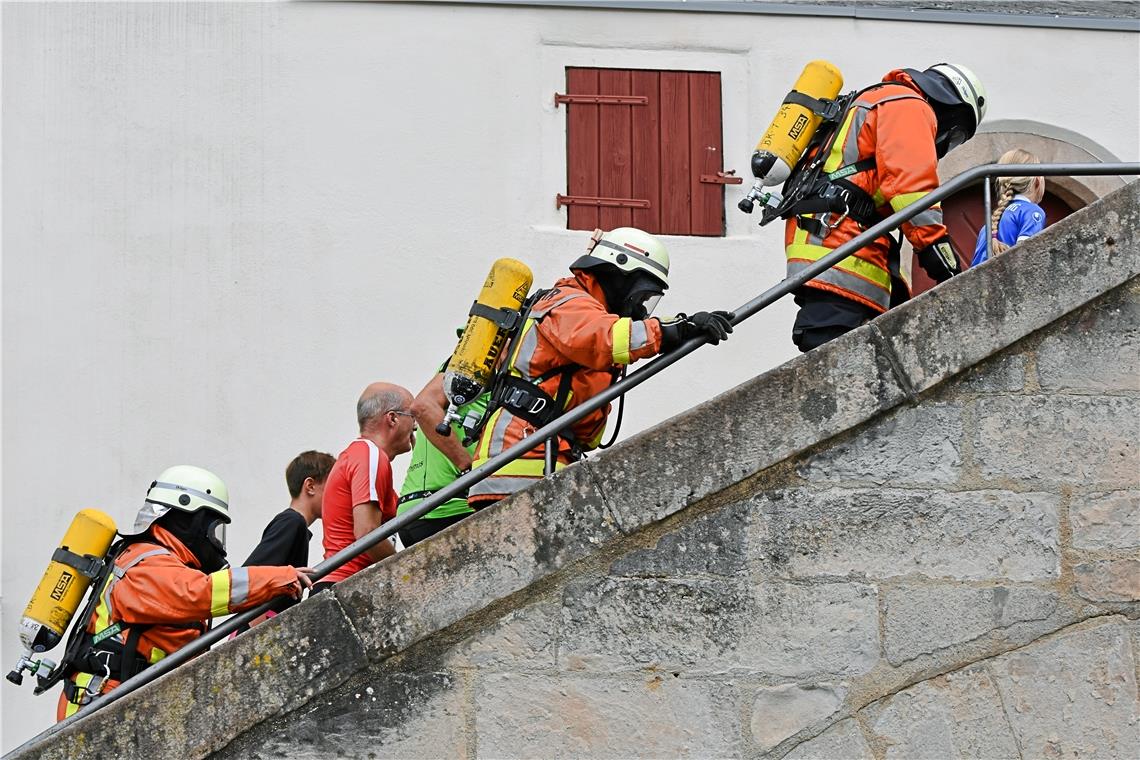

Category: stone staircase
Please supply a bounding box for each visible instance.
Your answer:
[13,180,1139,759]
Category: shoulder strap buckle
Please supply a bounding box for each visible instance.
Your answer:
[468,301,522,331]
[783,90,845,123]
[51,548,106,580]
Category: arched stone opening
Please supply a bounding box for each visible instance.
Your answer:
[909,122,1128,296]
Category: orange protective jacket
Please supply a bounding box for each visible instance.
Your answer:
[57,524,301,720]
[784,69,951,313]
[468,271,663,504]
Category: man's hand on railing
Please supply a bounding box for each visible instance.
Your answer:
[917,239,962,283]
[659,310,735,351]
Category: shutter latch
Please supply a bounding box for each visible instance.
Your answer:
[699,170,743,185]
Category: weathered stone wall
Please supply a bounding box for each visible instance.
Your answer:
[12,182,1138,759]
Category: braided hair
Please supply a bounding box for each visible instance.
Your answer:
[989,149,1041,255]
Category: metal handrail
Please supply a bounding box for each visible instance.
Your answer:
[17,160,1138,752]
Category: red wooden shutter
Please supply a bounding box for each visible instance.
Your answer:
[658,71,691,235]
[598,69,633,231]
[565,68,602,231]
[631,70,661,232]
[688,72,725,236]
[563,68,725,237]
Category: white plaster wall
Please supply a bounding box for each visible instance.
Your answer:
[2,1,1136,751]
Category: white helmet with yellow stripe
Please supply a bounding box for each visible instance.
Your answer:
[131,465,230,535]
[572,227,670,289]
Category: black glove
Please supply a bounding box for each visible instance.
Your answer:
[917,239,962,283]
[659,310,735,351]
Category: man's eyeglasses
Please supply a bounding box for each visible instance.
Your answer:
[390,409,415,419]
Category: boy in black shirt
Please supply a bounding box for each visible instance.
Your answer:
[241,450,335,626]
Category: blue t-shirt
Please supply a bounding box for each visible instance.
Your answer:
[972,195,1046,266]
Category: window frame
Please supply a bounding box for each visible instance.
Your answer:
[561,66,729,237]
[538,44,752,239]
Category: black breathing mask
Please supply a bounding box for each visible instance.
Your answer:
[598,268,666,320]
[623,278,665,321]
[932,106,975,158]
[159,508,230,573]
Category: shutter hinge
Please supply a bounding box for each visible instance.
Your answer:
[554,93,649,107]
[556,195,651,209]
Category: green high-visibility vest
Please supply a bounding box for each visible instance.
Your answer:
[397,389,489,520]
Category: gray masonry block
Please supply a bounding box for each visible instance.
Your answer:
[864,664,1020,759]
[749,683,845,752]
[559,576,752,672]
[1132,618,1140,682]
[735,581,880,679]
[973,395,1140,488]
[797,403,964,486]
[609,500,751,578]
[14,591,368,760]
[473,672,742,757]
[442,598,559,670]
[955,351,1028,394]
[333,461,620,660]
[1070,490,1140,551]
[882,585,1059,666]
[593,331,907,535]
[989,617,1140,759]
[752,488,1061,582]
[782,718,874,760]
[877,181,1140,395]
[560,576,879,679]
[1037,279,1140,392]
[224,670,467,759]
[1073,559,1140,602]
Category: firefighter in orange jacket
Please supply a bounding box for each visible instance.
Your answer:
[56,465,310,720]
[785,63,987,351]
[467,227,733,507]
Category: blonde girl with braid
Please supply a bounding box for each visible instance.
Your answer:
[971,148,1046,265]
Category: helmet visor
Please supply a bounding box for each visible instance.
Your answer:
[206,518,228,555]
[622,270,666,320]
[936,124,968,158]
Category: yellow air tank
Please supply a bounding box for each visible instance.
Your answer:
[751,60,844,187]
[18,509,117,654]
[437,258,534,435]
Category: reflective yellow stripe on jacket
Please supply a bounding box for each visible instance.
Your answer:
[611,318,632,364]
[91,572,115,635]
[889,190,944,228]
[787,225,892,311]
[209,570,231,617]
[823,106,862,174]
[471,456,567,477]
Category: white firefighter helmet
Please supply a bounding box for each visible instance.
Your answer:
[572,227,671,289]
[927,63,987,130]
[131,465,230,534]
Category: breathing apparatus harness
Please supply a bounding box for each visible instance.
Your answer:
[761,86,887,238]
[38,533,211,707]
[33,537,151,702]
[463,287,586,462]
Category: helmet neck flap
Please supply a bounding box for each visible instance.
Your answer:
[902,65,986,158]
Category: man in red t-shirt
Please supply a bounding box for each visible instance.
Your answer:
[316,381,416,590]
